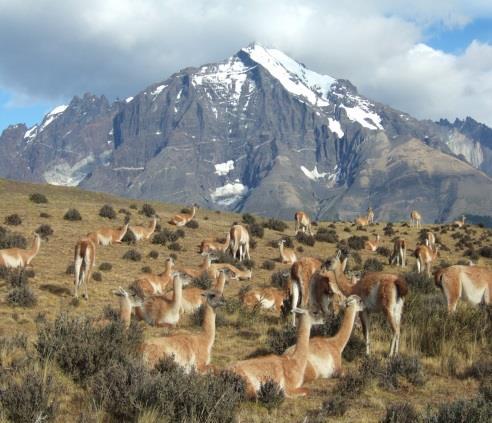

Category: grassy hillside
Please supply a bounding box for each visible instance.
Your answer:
[0,178,490,422]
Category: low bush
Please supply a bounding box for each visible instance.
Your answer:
[35,224,54,239]
[462,358,492,380]
[40,212,51,218]
[363,258,384,272]
[248,223,264,238]
[99,204,116,219]
[381,403,420,423]
[98,262,112,272]
[262,260,276,270]
[480,246,492,258]
[140,203,155,217]
[91,272,102,282]
[296,232,315,246]
[380,355,425,389]
[242,259,255,269]
[121,228,136,244]
[122,249,142,261]
[5,213,22,226]
[192,272,213,290]
[264,218,288,232]
[257,379,285,410]
[185,220,199,229]
[404,271,434,294]
[377,246,392,258]
[148,250,159,259]
[384,224,396,237]
[7,285,37,307]
[347,235,368,250]
[65,263,75,275]
[271,270,290,289]
[129,203,138,210]
[29,192,48,204]
[242,213,256,224]
[315,228,338,243]
[422,396,491,422]
[63,208,82,221]
[175,228,185,238]
[0,227,27,249]
[152,229,179,245]
[168,242,182,251]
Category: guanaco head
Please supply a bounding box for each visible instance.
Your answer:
[202,290,226,308]
[278,239,286,247]
[112,287,143,308]
[342,295,364,312]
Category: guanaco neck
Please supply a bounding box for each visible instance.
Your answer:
[333,267,356,297]
[331,305,358,352]
[215,272,226,294]
[147,217,157,234]
[119,298,133,329]
[190,206,196,219]
[160,260,174,278]
[279,242,285,258]
[28,236,41,260]
[118,224,129,240]
[222,233,230,251]
[201,303,216,351]
[171,276,183,313]
[292,313,311,359]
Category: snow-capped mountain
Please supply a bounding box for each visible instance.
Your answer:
[1,43,492,222]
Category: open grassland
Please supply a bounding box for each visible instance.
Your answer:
[0,178,490,422]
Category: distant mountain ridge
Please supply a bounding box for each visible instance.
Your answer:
[1,43,492,223]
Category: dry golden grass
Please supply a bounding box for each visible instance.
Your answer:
[0,178,490,422]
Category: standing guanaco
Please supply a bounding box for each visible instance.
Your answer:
[87,223,129,246]
[410,210,422,228]
[290,257,322,325]
[229,224,250,261]
[294,212,313,236]
[415,244,440,277]
[74,237,96,299]
[389,238,406,267]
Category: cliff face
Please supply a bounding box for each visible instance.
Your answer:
[2,44,492,222]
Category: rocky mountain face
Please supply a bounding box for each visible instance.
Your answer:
[2,43,492,223]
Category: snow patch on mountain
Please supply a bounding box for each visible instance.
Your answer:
[39,105,68,132]
[151,85,167,97]
[214,160,234,176]
[125,96,134,103]
[24,125,38,142]
[328,118,344,138]
[211,180,248,206]
[43,154,95,186]
[243,44,335,107]
[300,165,328,180]
[340,103,383,130]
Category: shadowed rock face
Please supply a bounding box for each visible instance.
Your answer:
[1,44,492,222]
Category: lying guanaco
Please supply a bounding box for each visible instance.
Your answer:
[0,232,41,269]
[278,239,297,264]
[87,223,129,246]
[364,234,380,252]
[453,215,466,228]
[199,232,230,254]
[240,286,287,314]
[129,216,157,241]
[132,257,175,297]
[169,205,197,226]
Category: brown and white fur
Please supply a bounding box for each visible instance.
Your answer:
[453,215,466,228]
[278,239,297,264]
[434,265,491,312]
[415,244,439,277]
[169,205,197,226]
[228,309,312,398]
[355,208,373,227]
[425,231,436,252]
[129,217,157,241]
[410,210,422,228]
[294,211,313,236]
[87,223,129,246]
[389,238,406,267]
[364,234,380,252]
[132,257,175,297]
[367,207,375,224]
[134,272,184,327]
[111,287,144,328]
[284,295,364,382]
[320,255,408,356]
[74,237,96,299]
[198,232,230,255]
[142,290,225,372]
[0,233,41,269]
[290,257,322,325]
[240,286,286,314]
[181,255,251,281]
[229,224,250,261]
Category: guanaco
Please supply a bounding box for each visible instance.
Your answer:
[364,234,380,252]
[142,290,225,372]
[389,238,406,267]
[355,208,373,227]
[87,223,129,246]
[240,286,287,314]
[278,239,297,264]
[229,224,250,261]
[320,254,408,356]
[415,244,439,277]
[132,257,175,297]
[129,216,157,241]
[228,309,312,398]
[290,257,322,325]
[410,210,421,228]
[425,231,436,251]
[111,287,143,328]
[199,232,230,254]
[453,215,466,228]
[169,205,197,226]
[284,295,364,381]
[0,232,41,268]
[74,237,96,299]
[434,265,491,312]
[294,211,313,236]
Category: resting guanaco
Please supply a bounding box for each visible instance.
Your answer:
[294,211,313,236]
[112,287,144,328]
[87,223,129,246]
[199,233,230,254]
[228,309,312,398]
[132,257,175,297]
[415,244,439,277]
[142,290,225,372]
[74,237,96,299]
[229,224,250,261]
[0,232,41,268]
[410,210,421,228]
[284,295,364,382]
[169,205,197,226]
[181,254,251,281]
[389,238,406,267]
[434,265,491,312]
[320,254,408,356]
[364,234,380,252]
[355,208,373,227]
[129,216,157,241]
[453,215,466,228]
[290,257,322,325]
[240,286,287,314]
[278,239,297,264]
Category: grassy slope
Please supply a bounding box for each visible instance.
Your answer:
[0,178,490,422]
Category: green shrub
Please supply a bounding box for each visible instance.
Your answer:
[0,227,27,249]
[262,260,276,270]
[152,229,178,245]
[168,242,182,251]
[192,272,213,290]
[381,403,420,423]
[404,271,434,294]
[121,228,136,244]
[91,272,102,282]
[347,235,367,250]
[7,285,37,307]
[40,212,51,218]
[63,208,82,221]
[315,228,338,243]
[271,270,289,289]
[140,203,155,217]
[423,397,491,422]
[5,213,22,226]
[29,192,48,204]
[264,218,288,232]
[99,204,116,219]
[148,250,159,259]
[65,263,75,275]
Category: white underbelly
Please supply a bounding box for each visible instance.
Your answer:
[461,276,486,304]
[309,352,335,379]
[98,235,112,246]
[1,253,23,268]
[256,294,275,309]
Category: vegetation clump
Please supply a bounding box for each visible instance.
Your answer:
[264,218,288,232]
[29,192,48,204]
[63,208,82,221]
[140,203,155,217]
[99,204,117,219]
[4,213,22,226]
[122,249,142,261]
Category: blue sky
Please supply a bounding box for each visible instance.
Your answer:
[2,1,492,132]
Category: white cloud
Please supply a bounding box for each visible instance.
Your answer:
[1,0,492,125]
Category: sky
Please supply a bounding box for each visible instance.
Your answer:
[1,0,492,132]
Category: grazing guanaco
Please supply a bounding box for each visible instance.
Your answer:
[290,257,322,325]
[169,205,197,226]
[425,231,436,251]
[229,224,250,261]
[364,234,380,252]
[389,238,406,267]
[129,217,157,241]
[453,215,466,228]
[240,286,287,314]
[410,210,422,228]
[142,290,225,372]
[199,232,230,254]
[228,309,312,398]
[434,265,491,312]
[132,257,175,297]
[278,239,297,264]
[134,272,184,327]
[320,254,408,356]
[87,223,129,246]
[284,295,364,382]
[294,211,313,236]
[0,232,41,269]
[74,237,96,299]
[415,244,440,277]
